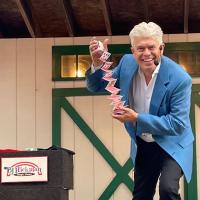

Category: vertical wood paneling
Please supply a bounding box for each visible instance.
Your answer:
[0,39,17,149]
[74,96,94,200]
[35,38,54,148]
[93,96,114,200]
[73,37,92,45]
[61,98,75,200]
[112,119,132,200]
[16,39,36,150]
[74,81,85,88]
[111,36,129,44]
[114,184,132,200]
[168,34,187,42]
[179,177,184,198]
[54,37,73,46]
[55,37,75,200]
[55,81,75,88]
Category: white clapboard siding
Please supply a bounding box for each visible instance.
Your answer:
[54,37,75,200]
[74,96,94,200]
[93,96,114,200]
[0,39,17,149]
[35,38,54,148]
[16,39,36,150]
[112,118,132,200]
[61,97,75,200]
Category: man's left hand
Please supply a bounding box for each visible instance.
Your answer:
[112,107,138,123]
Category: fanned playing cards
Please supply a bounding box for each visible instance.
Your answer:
[98,41,126,114]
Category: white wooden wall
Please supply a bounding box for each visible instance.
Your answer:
[0,34,199,200]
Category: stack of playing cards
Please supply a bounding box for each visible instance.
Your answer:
[98,41,126,114]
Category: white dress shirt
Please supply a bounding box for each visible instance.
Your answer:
[133,62,161,142]
[91,61,160,142]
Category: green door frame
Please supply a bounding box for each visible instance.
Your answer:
[52,88,134,200]
[52,85,200,200]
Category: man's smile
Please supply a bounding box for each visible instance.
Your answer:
[142,58,154,62]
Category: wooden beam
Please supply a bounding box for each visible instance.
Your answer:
[0,30,4,38]
[184,0,189,33]
[23,0,42,37]
[15,0,35,37]
[142,0,149,22]
[100,0,112,36]
[60,0,75,37]
[0,18,3,37]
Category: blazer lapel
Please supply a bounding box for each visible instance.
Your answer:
[149,57,169,115]
[128,66,138,108]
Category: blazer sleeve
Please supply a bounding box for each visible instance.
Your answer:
[136,76,192,136]
[85,67,106,92]
[85,55,126,92]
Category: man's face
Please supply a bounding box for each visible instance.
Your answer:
[131,37,164,73]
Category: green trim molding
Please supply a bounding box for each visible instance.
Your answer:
[52,42,200,81]
[52,85,200,200]
[52,44,130,81]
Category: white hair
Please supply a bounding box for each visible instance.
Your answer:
[129,22,163,47]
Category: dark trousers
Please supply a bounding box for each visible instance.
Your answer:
[132,137,183,200]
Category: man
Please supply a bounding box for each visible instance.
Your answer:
[86,22,194,200]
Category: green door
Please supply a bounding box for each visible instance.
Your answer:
[52,88,133,199]
[52,85,200,200]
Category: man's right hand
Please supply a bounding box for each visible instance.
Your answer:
[89,37,109,67]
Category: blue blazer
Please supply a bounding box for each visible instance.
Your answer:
[86,55,194,182]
